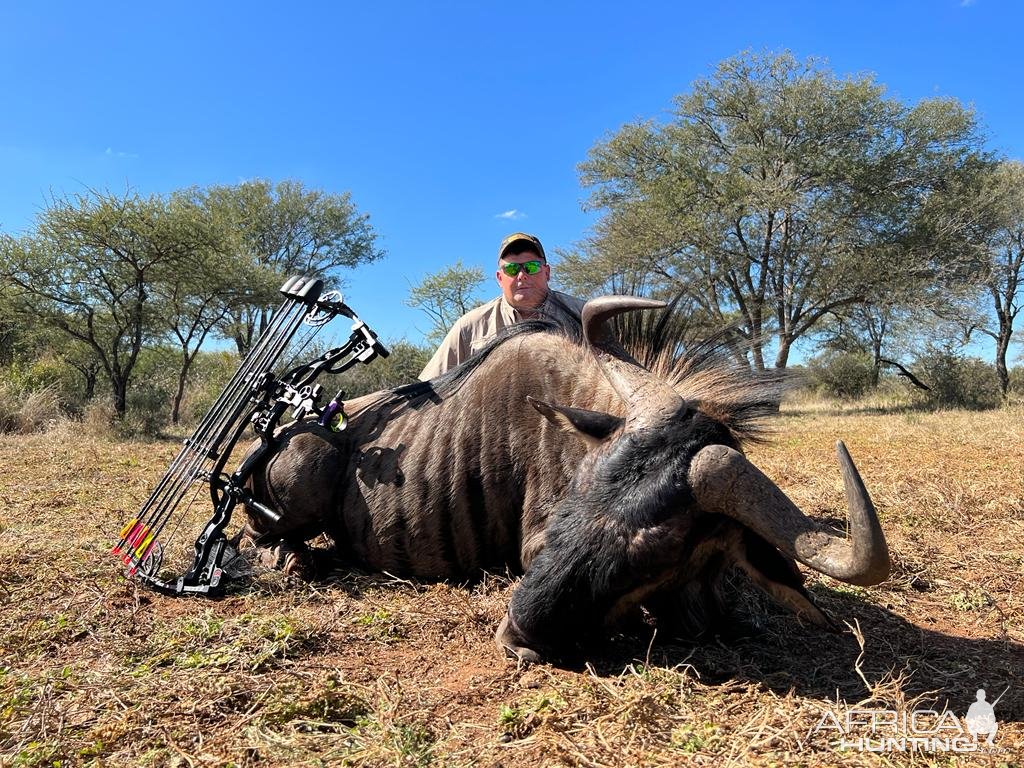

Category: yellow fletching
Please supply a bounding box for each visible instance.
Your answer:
[133,530,155,559]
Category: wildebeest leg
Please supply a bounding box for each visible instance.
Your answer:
[232,524,316,579]
[733,529,836,630]
[239,425,348,579]
[494,613,542,664]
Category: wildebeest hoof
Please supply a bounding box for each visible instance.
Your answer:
[238,534,315,581]
[279,548,314,580]
[495,614,542,664]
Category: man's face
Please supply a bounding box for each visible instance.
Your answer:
[496,250,551,309]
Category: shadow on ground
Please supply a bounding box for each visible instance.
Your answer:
[591,591,1023,722]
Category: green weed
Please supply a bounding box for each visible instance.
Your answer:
[354,608,407,642]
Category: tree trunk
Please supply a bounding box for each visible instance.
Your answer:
[171,347,200,425]
[870,338,882,387]
[79,366,98,401]
[751,341,766,371]
[112,378,128,417]
[994,331,1011,400]
[171,364,188,425]
[773,336,791,369]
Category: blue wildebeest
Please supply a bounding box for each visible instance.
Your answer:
[241,297,889,662]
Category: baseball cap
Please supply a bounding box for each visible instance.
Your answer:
[498,232,546,261]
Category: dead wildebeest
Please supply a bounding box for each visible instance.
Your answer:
[240,296,889,663]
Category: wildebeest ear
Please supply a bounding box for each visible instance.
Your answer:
[526,396,623,447]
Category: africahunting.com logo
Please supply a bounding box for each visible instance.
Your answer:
[808,687,1007,753]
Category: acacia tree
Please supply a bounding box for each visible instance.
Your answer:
[566,51,985,369]
[201,180,385,354]
[0,283,25,367]
[148,192,255,424]
[0,190,205,416]
[405,260,486,345]
[969,162,1024,398]
[903,158,1023,399]
[819,301,909,386]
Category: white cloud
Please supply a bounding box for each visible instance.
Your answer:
[104,147,139,159]
[960,0,976,7]
[495,209,526,220]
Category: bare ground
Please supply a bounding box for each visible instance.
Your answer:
[1,405,1022,767]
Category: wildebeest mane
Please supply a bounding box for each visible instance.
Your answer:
[610,294,787,445]
[371,319,567,411]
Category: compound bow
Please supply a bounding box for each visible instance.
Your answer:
[113,275,388,595]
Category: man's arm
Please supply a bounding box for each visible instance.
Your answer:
[418,322,470,381]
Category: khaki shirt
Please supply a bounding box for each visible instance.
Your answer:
[418,290,585,380]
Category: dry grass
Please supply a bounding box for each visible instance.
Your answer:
[1,406,1022,767]
[0,384,63,435]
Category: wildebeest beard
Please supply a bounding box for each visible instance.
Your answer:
[243,296,890,663]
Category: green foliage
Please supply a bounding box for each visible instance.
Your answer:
[2,355,79,404]
[671,723,720,753]
[324,339,430,398]
[1010,366,1023,395]
[973,161,1024,395]
[201,179,385,354]
[0,352,85,434]
[912,346,1002,409]
[0,284,28,367]
[0,189,213,415]
[0,181,383,419]
[949,588,991,613]
[178,349,243,424]
[806,350,878,400]
[116,346,179,435]
[353,608,407,642]
[497,693,565,741]
[405,260,486,345]
[569,49,986,369]
[264,677,369,729]
[0,381,62,434]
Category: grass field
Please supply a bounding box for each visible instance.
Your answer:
[1,404,1022,767]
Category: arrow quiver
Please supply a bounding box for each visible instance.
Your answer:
[113,275,389,596]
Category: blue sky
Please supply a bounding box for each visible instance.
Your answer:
[1,1,1021,356]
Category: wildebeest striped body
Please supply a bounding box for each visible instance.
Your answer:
[253,329,623,580]
[245,299,890,663]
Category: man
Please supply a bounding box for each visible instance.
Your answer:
[418,232,584,380]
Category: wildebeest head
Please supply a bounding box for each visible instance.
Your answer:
[497,297,890,663]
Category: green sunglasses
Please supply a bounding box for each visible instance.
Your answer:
[500,260,544,277]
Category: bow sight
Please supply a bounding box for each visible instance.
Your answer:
[113,276,388,596]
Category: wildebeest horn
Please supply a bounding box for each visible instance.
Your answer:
[687,441,890,586]
[582,296,684,429]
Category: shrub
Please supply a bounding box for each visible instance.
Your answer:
[322,340,430,399]
[806,350,877,400]
[124,388,173,436]
[1010,366,1023,397]
[179,350,243,425]
[121,346,181,434]
[911,347,1002,410]
[0,382,63,434]
[81,399,118,438]
[2,355,86,410]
